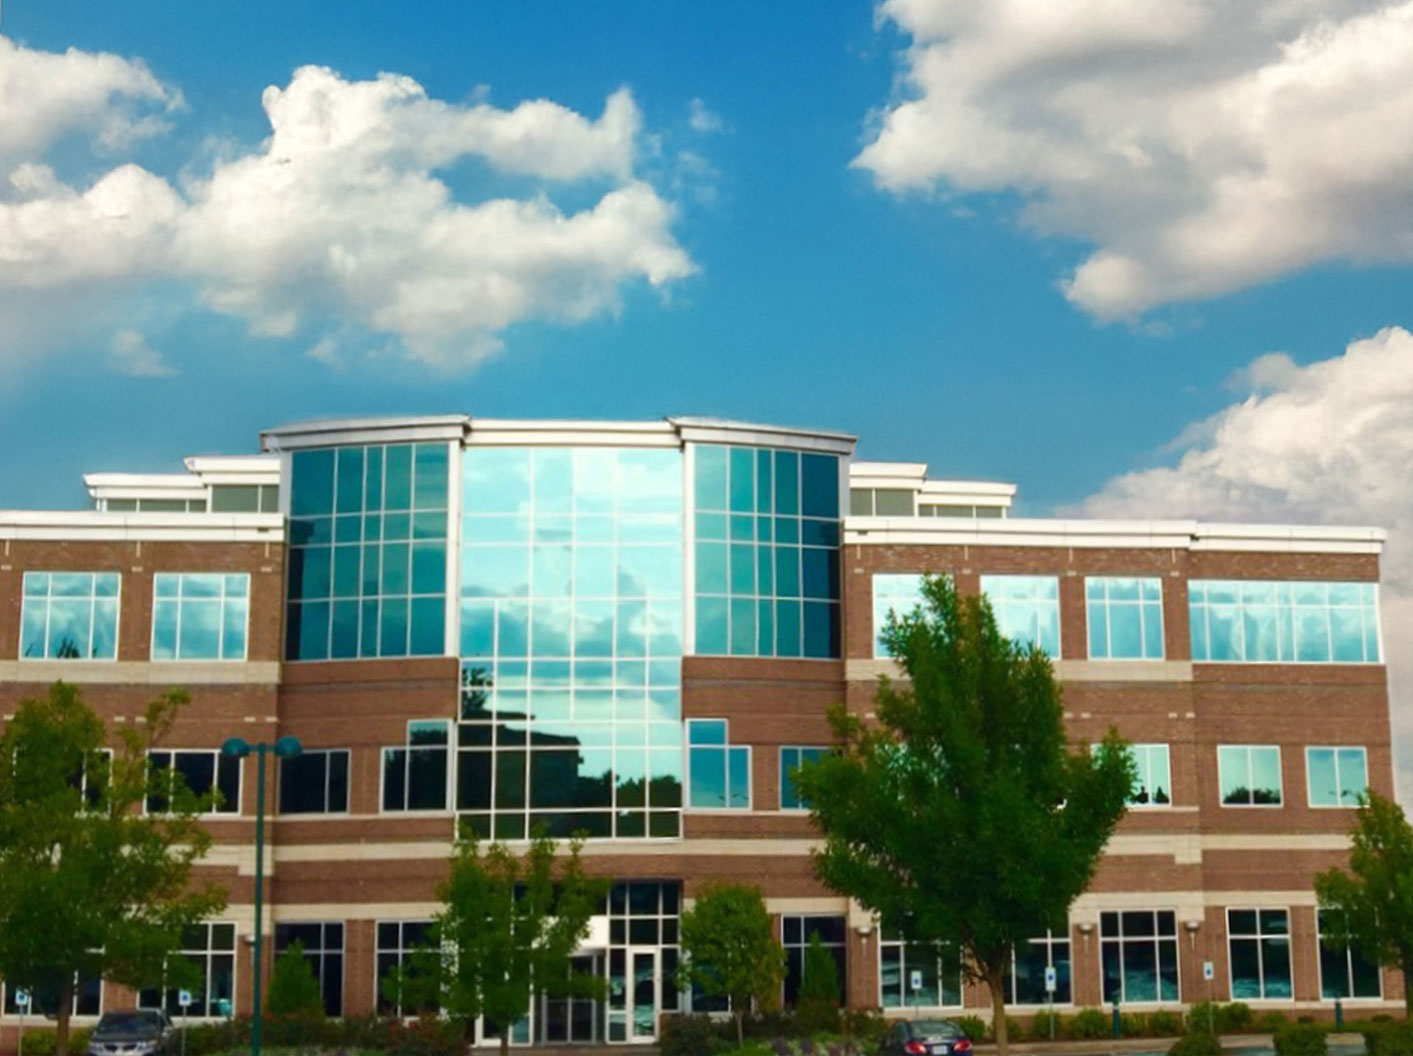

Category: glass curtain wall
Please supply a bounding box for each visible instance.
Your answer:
[458,447,684,840]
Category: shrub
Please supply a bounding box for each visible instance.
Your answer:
[1259,1011,1291,1032]
[1149,1010,1185,1037]
[1224,1003,1254,1031]
[841,1007,888,1043]
[1364,1022,1413,1056]
[14,1028,92,1056]
[744,1010,799,1040]
[267,941,324,1016]
[1170,1032,1223,1056]
[1030,1010,1064,1039]
[1187,1001,1254,1034]
[1121,1012,1150,1037]
[1274,1023,1329,1056]
[661,1013,725,1056]
[954,1015,987,1042]
[1068,1007,1110,1039]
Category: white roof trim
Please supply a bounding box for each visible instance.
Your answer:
[670,417,856,455]
[466,419,680,448]
[845,516,1385,554]
[0,511,284,542]
[262,415,469,451]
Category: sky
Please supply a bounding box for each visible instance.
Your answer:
[3,1,1413,787]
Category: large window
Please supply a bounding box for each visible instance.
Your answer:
[147,750,241,815]
[279,749,350,814]
[139,923,236,1017]
[981,575,1060,656]
[1318,910,1381,1000]
[383,721,449,812]
[152,574,249,661]
[782,915,845,1006]
[694,445,842,659]
[375,920,435,1016]
[1227,909,1292,1000]
[274,922,344,1016]
[1007,931,1072,1005]
[1086,577,1163,660]
[1218,746,1283,807]
[780,746,827,810]
[1100,910,1179,1003]
[287,442,450,660]
[607,882,681,1040]
[1189,580,1381,663]
[686,720,749,810]
[3,971,101,1017]
[879,932,962,1009]
[1306,747,1368,808]
[20,572,120,660]
[872,574,925,658]
[1129,744,1172,807]
[459,447,684,841]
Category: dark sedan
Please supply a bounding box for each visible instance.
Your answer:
[879,1019,974,1056]
[86,1011,175,1056]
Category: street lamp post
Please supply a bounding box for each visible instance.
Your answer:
[221,735,302,1056]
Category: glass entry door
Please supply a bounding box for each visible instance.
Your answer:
[627,948,659,1043]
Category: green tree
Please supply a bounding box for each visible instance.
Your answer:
[396,834,605,1056]
[266,941,323,1017]
[796,932,842,1033]
[794,575,1133,1056]
[0,683,228,1056]
[1314,792,1413,1018]
[678,882,785,1046]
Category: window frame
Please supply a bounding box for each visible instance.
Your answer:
[274,921,346,1017]
[1316,909,1383,1001]
[1305,746,1369,810]
[278,748,352,816]
[1085,576,1164,661]
[1099,909,1181,1004]
[375,919,436,1017]
[137,921,237,1019]
[779,745,828,811]
[1226,908,1293,1001]
[872,573,927,659]
[150,572,250,662]
[685,719,751,812]
[380,720,451,814]
[980,574,1062,658]
[144,749,242,817]
[1006,929,1073,1007]
[1128,743,1173,809]
[877,931,964,1010]
[19,571,122,661]
[1217,745,1284,809]
[1188,580,1382,665]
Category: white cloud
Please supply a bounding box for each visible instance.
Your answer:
[0,36,177,169]
[109,328,176,377]
[0,43,695,369]
[1081,326,1413,799]
[858,1,1413,320]
[688,98,724,133]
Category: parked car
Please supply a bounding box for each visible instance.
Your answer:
[879,1019,974,1056]
[86,1010,175,1056]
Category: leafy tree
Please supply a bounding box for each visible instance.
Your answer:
[794,575,1133,1056]
[1315,792,1413,1017]
[396,834,605,1056]
[0,683,228,1056]
[266,941,323,1017]
[678,882,785,1046]
[796,932,842,1033]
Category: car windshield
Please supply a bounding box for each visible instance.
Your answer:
[96,1013,160,1034]
[913,1022,961,1037]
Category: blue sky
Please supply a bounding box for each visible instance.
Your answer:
[5,0,1413,782]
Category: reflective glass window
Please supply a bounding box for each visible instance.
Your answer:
[274,922,345,1016]
[1218,745,1283,807]
[1318,910,1382,1000]
[146,750,241,815]
[1128,744,1172,807]
[686,719,750,809]
[782,915,846,1007]
[1227,909,1292,1000]
[873,574,926,658]
[278,749,350,814]
[383,721,449,812]
[138,922,236,1017]
[1005,931,1072,1006]
[1189,580,1380,663]
[1086,577,1163,659]
[879,931,962,1009]
[375,920,436,1016]
[288,442,449,660]
[780,746,827,810]
[1099,910,1179,1003]
[981,575,1060,656]
[20,572,120,660]
[1306,747,1368,808]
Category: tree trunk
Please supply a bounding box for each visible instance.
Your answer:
[735,1008,744,1047]
[499,1028,511,1056]
[56,976,75,1056]
[1402,953,1412,1020]
[986,967,1009,1056]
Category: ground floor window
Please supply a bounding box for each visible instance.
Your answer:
[782,915,846,1006]
[2,971,101,1017]
[879,933,962,1009]
[375,920,435,1016]
[1100,910,1179,1003]
[1227,909,1292,1000]
[1317,910,1381,1000]
[274,921,345,1016]
[138,923,235,1017]
[606,881,680,1043]
[1007,930,1072,1005]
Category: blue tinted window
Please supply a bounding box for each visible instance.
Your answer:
[981,575,1061,657]
[1190,580,1380,663]
[290,449,335,516]
[152,573,249,660]
[780,746,827,809]
[20,572,121,660]
[687,719,749,809]
[800,453,840,518]
[1086,577,1162,659]
[872,574,925,658]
